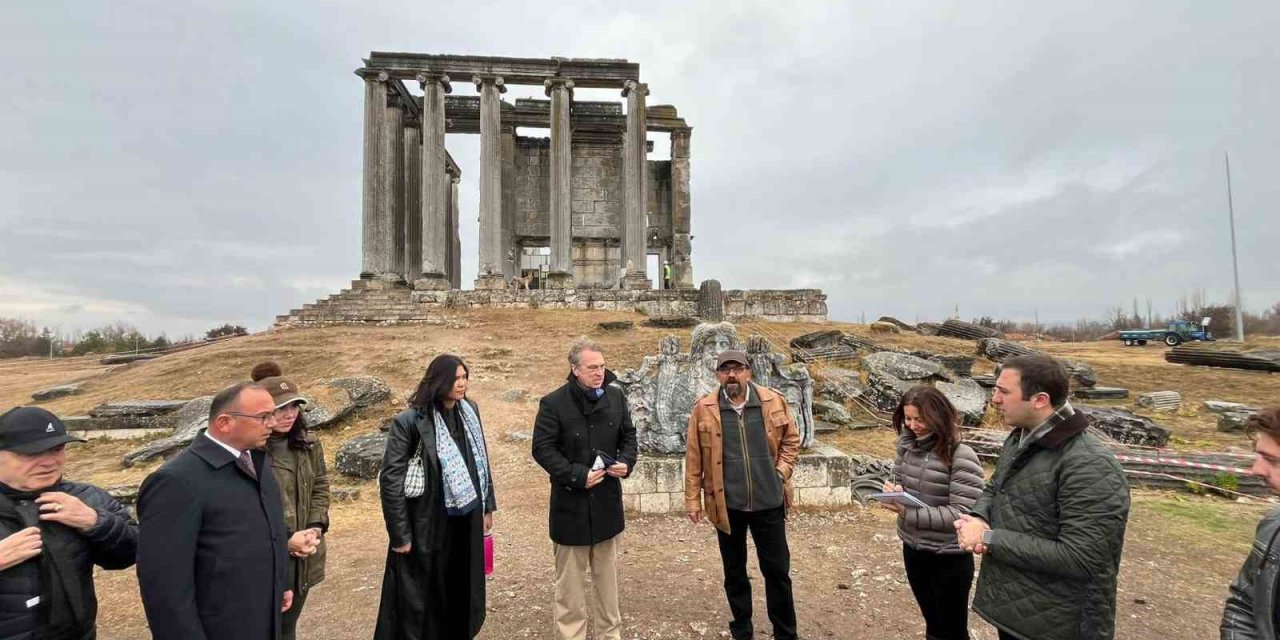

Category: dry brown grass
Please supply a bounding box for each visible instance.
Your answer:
[1035,338,1279,449]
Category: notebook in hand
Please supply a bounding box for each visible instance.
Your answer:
[866,491,928,509]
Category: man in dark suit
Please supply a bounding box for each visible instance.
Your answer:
[137,381,290,640]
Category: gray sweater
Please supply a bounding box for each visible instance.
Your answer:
[892,430,985,554]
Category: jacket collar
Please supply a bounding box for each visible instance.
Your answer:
[564,368,618,388]
[566,369,617,415]
[718,382,762,410]
[701,383,777,407]
[1034,408,1089,449]
[898,429,938,453]
[190,429,237,469]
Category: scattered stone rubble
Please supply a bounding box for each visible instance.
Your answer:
[336,432,387,479]
[31,383,83,402]
[1136,391,1182,412]
[978,338,1098,388]
[1074,405,1171,448]
[1204,400,1261,433]
[938,319,1003,340]
[122,376,390,466]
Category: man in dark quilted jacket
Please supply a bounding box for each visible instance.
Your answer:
[0,406,137,640]
[955,355,1129,640]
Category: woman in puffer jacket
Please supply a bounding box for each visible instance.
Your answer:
[881,385,985,640]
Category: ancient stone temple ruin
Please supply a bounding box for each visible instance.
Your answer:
[275,52,827,325]
[353,52,692,291]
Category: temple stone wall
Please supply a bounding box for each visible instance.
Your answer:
[517,137,659,240]
[569,240,621,286]
[513,137,673,286]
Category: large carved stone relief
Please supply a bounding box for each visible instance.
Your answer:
[615,322,816,454]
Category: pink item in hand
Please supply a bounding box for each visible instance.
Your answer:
[483,533,494,575]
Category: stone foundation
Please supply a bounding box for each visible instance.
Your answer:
[275,279,827,326]
[620,442,853,514]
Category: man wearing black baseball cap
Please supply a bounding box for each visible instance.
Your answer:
[0,406,138,639]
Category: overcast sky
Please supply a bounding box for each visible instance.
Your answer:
[2,1,1276,337]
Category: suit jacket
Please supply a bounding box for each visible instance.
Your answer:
[137,432,289,640]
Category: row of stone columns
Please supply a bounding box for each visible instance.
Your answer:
[359,71,460,287]
[360,70,659,291]
[534,75,653,289]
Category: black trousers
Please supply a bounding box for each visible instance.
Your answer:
[715,507,797,640]
[902,544,974,640]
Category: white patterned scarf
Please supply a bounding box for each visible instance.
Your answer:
[432,400,491,516]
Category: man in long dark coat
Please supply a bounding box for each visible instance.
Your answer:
[137,382,290,640]
[532,338,639,640]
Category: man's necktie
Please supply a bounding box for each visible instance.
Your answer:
[236,450,258,480]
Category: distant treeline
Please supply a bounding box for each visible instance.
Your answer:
[0,319,248,359]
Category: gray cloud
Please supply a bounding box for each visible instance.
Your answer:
[1,0,1275,336]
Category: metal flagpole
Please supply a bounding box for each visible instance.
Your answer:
[1225,153,1245,342]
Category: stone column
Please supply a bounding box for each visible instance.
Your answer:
[670,127,694,288]
[359,71,389,279]
[415,73,452,290]
[449,175,462,289]
[376,92,406,283]
[501,127,516,281]
[403,124,423,283]
[473,75,507,289]
[544,77,576,289]
[386,102,407,280]
[621,80,652,290]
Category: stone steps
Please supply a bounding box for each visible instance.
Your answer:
[274,282,430,326]
[274,277,829,327]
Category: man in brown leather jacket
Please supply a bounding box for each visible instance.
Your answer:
[684,349,800,640]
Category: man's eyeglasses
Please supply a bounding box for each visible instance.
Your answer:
[717,364,749,374]
[224,411,275,426]
[578,364,606,373]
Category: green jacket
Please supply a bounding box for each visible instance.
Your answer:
[970,410,1130,640]
[268,434,331,594]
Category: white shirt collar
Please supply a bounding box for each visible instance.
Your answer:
[203,431,242,459]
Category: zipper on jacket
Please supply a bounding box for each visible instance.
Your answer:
[739,411,753,510]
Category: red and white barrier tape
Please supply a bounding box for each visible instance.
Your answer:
[1113,454,1249,475]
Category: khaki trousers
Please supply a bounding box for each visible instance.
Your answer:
[553,536,622,640]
